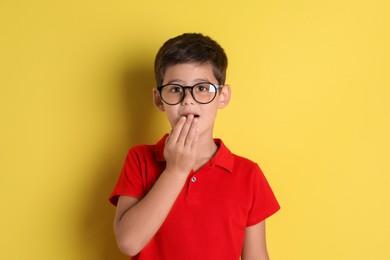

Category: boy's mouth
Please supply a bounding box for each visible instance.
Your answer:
[184,114,200,118]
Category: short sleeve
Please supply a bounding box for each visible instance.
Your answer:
[246,165,280,226]
[108,148,145,206]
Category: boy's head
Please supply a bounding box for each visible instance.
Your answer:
[154,33,228,86]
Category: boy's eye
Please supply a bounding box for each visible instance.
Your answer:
[194,84,210,92]
[167,85,183,93]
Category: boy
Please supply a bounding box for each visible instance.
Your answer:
[109,33,280,260]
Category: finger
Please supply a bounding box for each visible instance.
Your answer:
[191,121,200,151]
[184,117,198,147]
[177,115,194,144]
[168,116,186,143]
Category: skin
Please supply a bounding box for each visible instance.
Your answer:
[114,62,269,259]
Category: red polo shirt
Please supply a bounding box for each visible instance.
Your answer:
[109,135,280,260]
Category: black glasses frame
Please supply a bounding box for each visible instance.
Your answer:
[157,82,220,105]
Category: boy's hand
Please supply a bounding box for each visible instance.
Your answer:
[164,114,199,175]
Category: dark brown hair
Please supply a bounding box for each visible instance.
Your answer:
[154,33,228,86]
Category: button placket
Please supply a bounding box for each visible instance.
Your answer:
[186,173,200,204]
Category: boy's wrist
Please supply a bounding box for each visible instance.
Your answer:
[163,167,191,179]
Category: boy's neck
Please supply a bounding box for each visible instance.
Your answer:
[193,133,219,172]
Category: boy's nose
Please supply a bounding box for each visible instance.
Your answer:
[181,88,195,105]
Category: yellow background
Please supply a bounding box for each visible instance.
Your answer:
[1,0,389,259]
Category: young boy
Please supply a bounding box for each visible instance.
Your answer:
[109,33,280,260]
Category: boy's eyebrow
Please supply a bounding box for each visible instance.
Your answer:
[165,79,183,84]
[165,78,212,85]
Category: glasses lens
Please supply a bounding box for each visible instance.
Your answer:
[193,83,217,104]
[161,84,184,104]
[159,83,218,105]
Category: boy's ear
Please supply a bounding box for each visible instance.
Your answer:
[153,88,165,111]
[218,84,231,109]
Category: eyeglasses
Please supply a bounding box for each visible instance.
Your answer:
[157,82,220,105]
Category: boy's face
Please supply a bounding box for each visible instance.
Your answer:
[153,62,230,137]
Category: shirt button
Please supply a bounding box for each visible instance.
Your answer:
[191,176,197,183]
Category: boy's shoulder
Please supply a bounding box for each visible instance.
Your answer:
[127,135,167,161]
[216,138,261,173]
[127,143,157,158]
[231,152,258,166]
[230,152,262,175]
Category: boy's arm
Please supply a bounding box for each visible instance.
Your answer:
[241,221,270,260]
[113,115,199,256]
[114,172,187,256]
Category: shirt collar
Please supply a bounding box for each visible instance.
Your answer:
[155,134,234,174]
